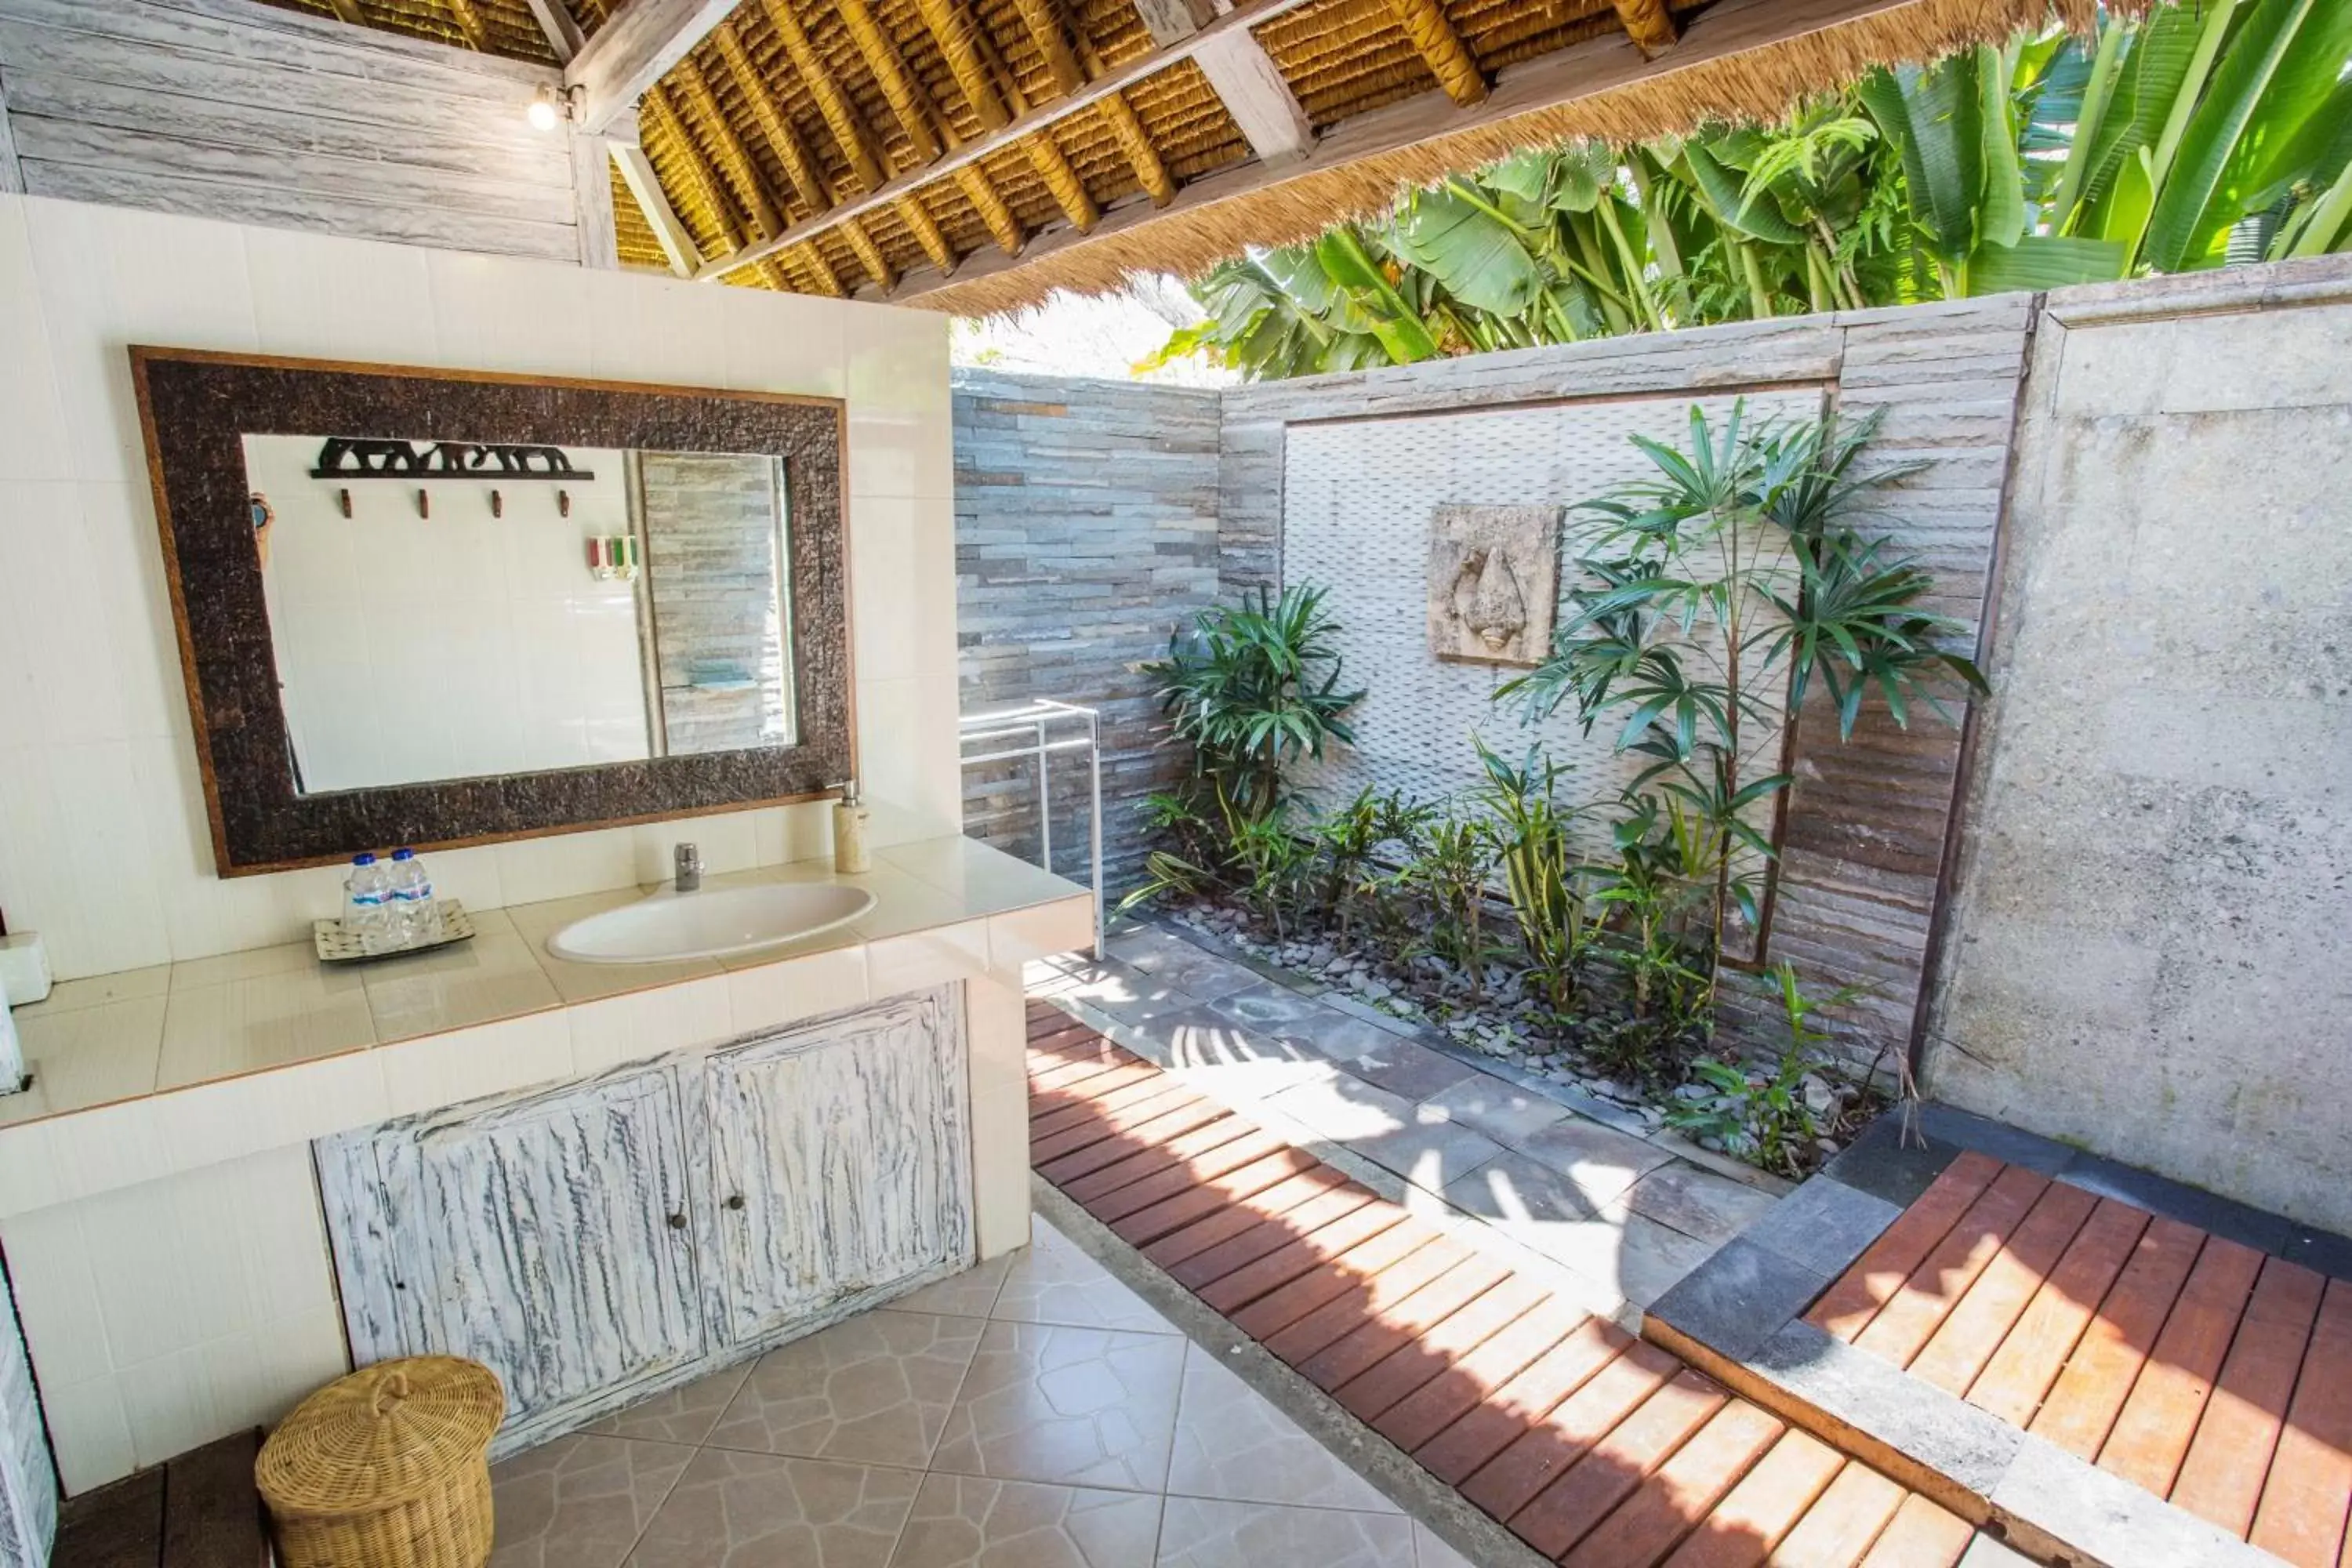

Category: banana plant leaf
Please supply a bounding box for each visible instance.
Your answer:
[1387,185,1544,316]
[1861,54,1987,263]
[1966,234,2128,292]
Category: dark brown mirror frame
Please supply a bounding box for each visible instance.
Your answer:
[130,347,855,877]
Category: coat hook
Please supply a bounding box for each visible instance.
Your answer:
[491,488,503,519]
[338,488,352,519]
[416,488,429,520]
[558,488,571,519]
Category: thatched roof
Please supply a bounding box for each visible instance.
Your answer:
[289,0,2096,314]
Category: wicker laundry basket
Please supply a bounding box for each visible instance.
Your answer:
[256,1357,504,1568]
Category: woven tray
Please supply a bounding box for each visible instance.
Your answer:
[313,901,477,964]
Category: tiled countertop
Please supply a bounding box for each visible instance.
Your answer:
[0,837,1090,1217]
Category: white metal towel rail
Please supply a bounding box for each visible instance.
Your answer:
[957,699,1105,957]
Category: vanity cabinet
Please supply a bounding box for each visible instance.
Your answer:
[318,986,971,1452]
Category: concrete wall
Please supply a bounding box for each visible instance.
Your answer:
[1926,256,2352,1232]
[952,370,1222,891]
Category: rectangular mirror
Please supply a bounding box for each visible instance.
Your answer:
[133,350,853,875]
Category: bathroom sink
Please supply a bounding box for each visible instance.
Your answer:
[546,883,876,964]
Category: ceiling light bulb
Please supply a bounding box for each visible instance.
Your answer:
[528,89,561,132]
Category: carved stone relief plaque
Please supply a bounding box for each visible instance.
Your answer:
[1426,503,1563,666]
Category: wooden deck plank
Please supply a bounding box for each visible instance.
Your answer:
[1852,1491,1976,1568]
[2249,1278,2352,1568]
[53,1465,165,1568]
[1140,1167,1349,1269]
[1965,1197,2151,1427]
[1372,1297,1599,1453]
[1332,1275,1552,1423]
[1294,1254,1515,1391]
[1037,1102,1240,1187]
[1056,1115,1263,1203]
[1028,1054,1150,1095]
[1763,1459,1907,1567]
[1557,1400,1785,1568]
[1415,1317,1642,1486]
[1194,1202,1416,1312]
[1507,1367,1730,1559]
[1807,1151,2006,1341]
[2095,1233,2267,1497]
[1261,1240,1485,1370]
[2027,1214,2207,1460]
[1229,1225,1457,1340]
[1105,1146,1318,1243]
[1851,1164,2053,1368]
[1029,1083,1205,1157]
[1082,1131,1294,1222]
[1655,1431,1846,1568]
[1908,1180,2100,1395]
[1457,1338,1680,1519]
[1029,1072,1189,1133]
[161,1428,266,1568]
[1156,1178,1375,1280]
[2168,1256,2327,1537]
[1024,1029,1126,1069]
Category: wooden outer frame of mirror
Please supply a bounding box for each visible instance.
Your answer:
[129,347,857,877]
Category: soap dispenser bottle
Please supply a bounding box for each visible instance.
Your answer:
[833,782,871,875]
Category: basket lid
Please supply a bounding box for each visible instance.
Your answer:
[256,1357,505,1515]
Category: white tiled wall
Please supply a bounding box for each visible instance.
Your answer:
[0,193,960,982]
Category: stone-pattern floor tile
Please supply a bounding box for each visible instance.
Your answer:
[1264,1076,1504,1194]
[490,1433,694,1568]
[1507,1116,1675,1209]
[1620,1160,1782,1246]
[1164,1345,1399,1514]
[1410,1522,1476,1568]
[931,1320,1186,1492]
[993,1216,1180,1335]
[586,1364,757,1446]
[1153,1497,1417,1568]
[1309,1036,1475,1104]
[1207,982,1335,1033]
[1415,1075,1573,1146]
[706,1311,985,1468]
[1443,1154,1716,1305]
[889,1253,1015,1319]
[887,1474,1163,1568]
[626,1448,920,1568]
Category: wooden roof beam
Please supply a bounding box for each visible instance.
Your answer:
[325,0,368,24]
[524,0,588,61]
[568,0,742,132]
[913,0,1013,132]
[836,0,942,163]
[443,0,494,50]
[834,0,1024,261]
[692,0,1337,280]
[1611,0,1681,56]
[883,0,1965,302]
[965,16,1100,234]
[610,138,699,274]
[663,52,841,296]
[1134,0,1313,164]
[763,0,887,193]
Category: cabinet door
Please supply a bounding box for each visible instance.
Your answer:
[342,1064,708,1444]
[697,986,972,1345]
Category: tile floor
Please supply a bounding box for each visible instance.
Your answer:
[1027,926,1784,1311]
[488,1214,1473,1568]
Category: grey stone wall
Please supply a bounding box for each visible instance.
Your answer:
[1926,255,2352,1234]
[952,370,1221,891]
[641,452,792,755]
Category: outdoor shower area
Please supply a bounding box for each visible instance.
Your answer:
[958,252,2352,1240]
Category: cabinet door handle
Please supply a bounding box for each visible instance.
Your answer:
[666,1212,688,1230]
[724,1193,746,1211]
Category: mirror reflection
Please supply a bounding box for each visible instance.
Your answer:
[243,435,796,795]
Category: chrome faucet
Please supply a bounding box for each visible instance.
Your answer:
[673,842,702,893]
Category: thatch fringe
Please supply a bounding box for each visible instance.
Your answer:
[917,0,2114,318]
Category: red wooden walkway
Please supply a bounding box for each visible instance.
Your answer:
[1810,1149,2352,1566]
[1026,1000,1986,1566]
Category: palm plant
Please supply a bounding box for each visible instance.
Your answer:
[1498,402,1985,1002]
[1142,585,1366,821]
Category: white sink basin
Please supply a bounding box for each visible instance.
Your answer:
[546,883,876,964]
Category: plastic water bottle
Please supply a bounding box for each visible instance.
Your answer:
[387,848,442,945]
[344,853,395,953]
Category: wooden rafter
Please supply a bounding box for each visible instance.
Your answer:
[1131,0,1313,165]
[524,0,588,61]
[1019,0,1174,206]
[442,0,494,51]
[1382,0,1485,105]
[643,81,800,292]
[833,0,1025,259]
[325,0,368,24]
[964,18,1099,234]
[762,0,887,193]
[611,138,699,274]
[1610,0,1681,55]
[912,0,1012,132]
[568,0,742,132]
[672,53,784,236]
